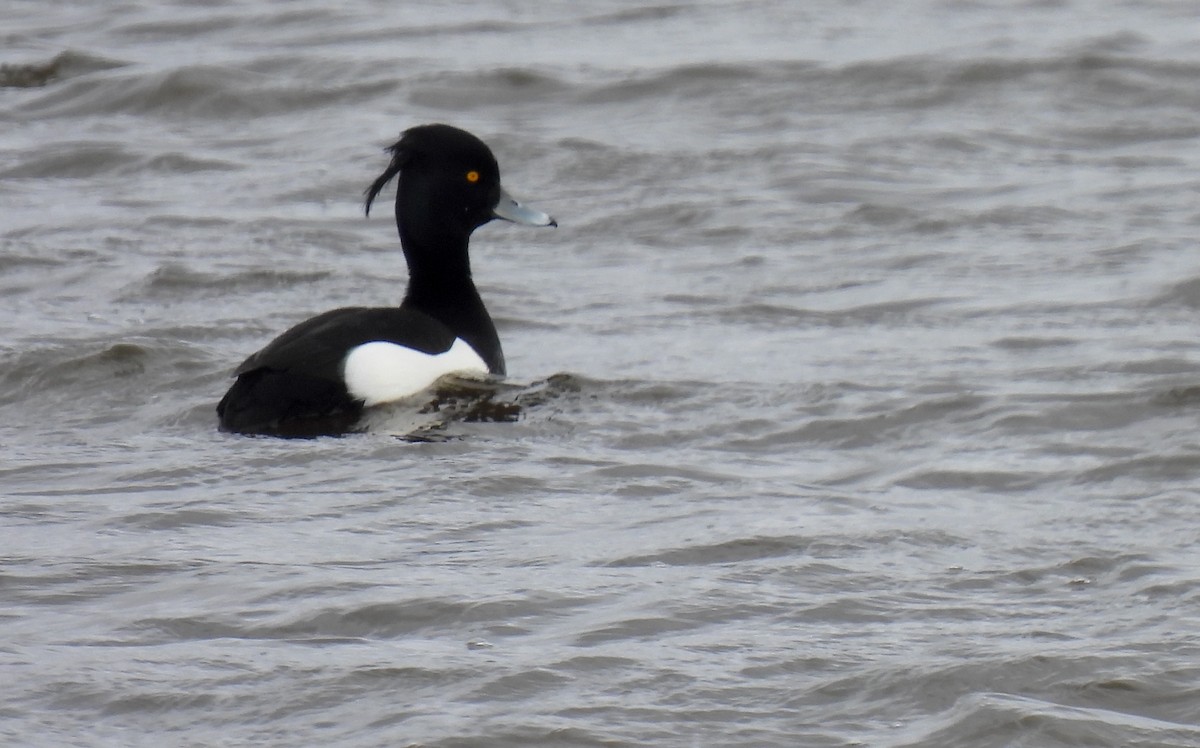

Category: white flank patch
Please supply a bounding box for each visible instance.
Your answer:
[342,338,489,407]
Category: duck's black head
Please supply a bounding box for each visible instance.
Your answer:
[365,124,554,247]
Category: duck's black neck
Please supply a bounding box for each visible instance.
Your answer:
[397,225,504,374]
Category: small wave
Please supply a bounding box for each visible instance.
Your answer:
[604,534,810,567]
[0,142,238,179]
[1148,276,1200,309]
[564,45,1200,128]
[1151,386,1200,408]
[119,263,332,302]
[1075,452,1200,483]
[894,468,1044,492]
[716,297,953,328]
[723,391,993,453]
[0,338,214,432]
[134,590,588,643]
[579,61,770,106]
[406,68,569,111]
[991,336,1080,351]
[115,508,242,530]
[893,691,1200,748]
[577,4,688,27]
[1,341,153,402]
[14,62,395,120]
[0,51,125,89]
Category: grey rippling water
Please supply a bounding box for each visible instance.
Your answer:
[3,1,1200,746]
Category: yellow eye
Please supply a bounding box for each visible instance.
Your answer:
[466,170,480,183]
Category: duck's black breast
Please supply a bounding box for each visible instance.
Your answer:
[216,306,491,436]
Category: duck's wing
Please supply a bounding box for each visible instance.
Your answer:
[232,307,457,379]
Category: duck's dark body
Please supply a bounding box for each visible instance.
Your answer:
[217,306,477,437]
[216,124,554,437]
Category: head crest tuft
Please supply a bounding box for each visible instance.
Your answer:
[363,140,409,216]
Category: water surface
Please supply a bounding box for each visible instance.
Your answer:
[3,1,1200,746]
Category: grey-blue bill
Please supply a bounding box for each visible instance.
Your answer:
[493,186,556,227]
